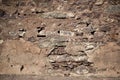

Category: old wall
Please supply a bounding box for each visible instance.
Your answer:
[0,0,120,77]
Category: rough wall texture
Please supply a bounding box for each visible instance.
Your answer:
[0,0,120,78]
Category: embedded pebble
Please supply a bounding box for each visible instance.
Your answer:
[0,39,3,44]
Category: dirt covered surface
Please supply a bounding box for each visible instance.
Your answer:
[0,0,120,79]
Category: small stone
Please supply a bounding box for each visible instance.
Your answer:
[39,36,68,48]
[69,55,88,62]
[18,23,22,26]
[86,45,95,50]
[43,11,75,19]
[74,66,89,74]
[28,36,36,42]
[75,15,81,20]
[35,8,45,13]
[95,0,104,5]
[18,32,26,38]
[37,28,57,37]
[59,30,75,36]
[0,39,3,44]
[85,43,96,50]
[37,30,46,37]
[48,55,88,62]
[48,55,67,62]
[66,12,75,18]
[43,12,66,19]
[18,29,26,38]
[31,8,36,12]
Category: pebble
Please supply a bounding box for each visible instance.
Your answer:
[18,29,26,38]
[38,30,56,37]
[95,0,104,5]
[48,55,88,62]
[66,12,75,18]
[28,36,36,42]
[74,66,89,74]
[70,55,88,62]
[48,55,67,62]
[86,45,95,50]
[43,12,66,19]
[0,39,3,44]
[37,30,46,37]
[59,30,75,36]
[85,43,95,50]
[18,31,26,38]
[75,15,81,20]
[39,36,68,48]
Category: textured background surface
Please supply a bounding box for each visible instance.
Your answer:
[0,0,120,79]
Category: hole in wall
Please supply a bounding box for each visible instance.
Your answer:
[20,65,24,71]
